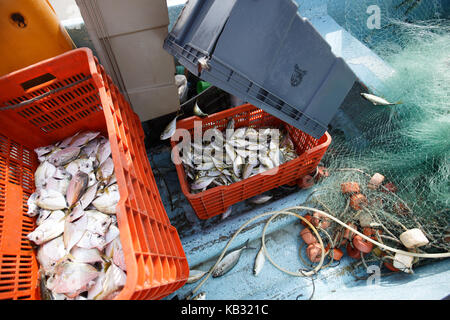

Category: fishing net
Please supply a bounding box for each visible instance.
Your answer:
[303,6,449,273]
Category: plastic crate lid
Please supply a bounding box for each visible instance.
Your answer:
[164,0,356,139]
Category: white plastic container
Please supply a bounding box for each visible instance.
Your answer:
[75,0,180,121]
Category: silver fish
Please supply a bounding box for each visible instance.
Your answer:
[225,118,235,140]
[249,194,273,205]
[88,171,97,187]
[92,262,126,300]
[160,115,178,140]
[50,259,99,296]
[242,162,256,180]
[27,210,65,245]
[68,203,85,222]
[45,176,70,196]
[110,237,126,272]
[96,157,114,181]
[27,191,40,217]
[70,246,103,264]
[47,147,81,167]
[66,171,89,207]
[92,184,120,214]
[36,189,68,210]
[37,236,67,275]
[36,209,52,226]
[64,213,88,252]
[212,239,254,278]
[96,140,111,165]
[105,224,120,245]
[80,138,101,158]
[253,241,267,276]
[192,292,206,300]
[191,176,216,191]
[69,131,100,147]
[85,210,112,236]
[233,155,243,177]
[361,93,402,106]
[79,182,99,209]
[35,161,57,189]
[193,102,208,118]
[34,145,55,158]
[187,270,207,284]
[66,158,94,176]
[77,230,106,251]
[221,206,233,220]
[53,166,71,180]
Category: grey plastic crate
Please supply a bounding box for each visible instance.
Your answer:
[164,0,356,139]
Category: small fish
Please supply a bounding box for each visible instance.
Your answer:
[45,176,70,196]
[192,292,206,300]
[39,268,54,300]
[37,236,67,275]
[361,93,402,106]
[69,131,100,147]
[191,176,216,191]
[96,157,114,181]
[253,241,268,276]
[35,161,57,189]
[160,115,179,140]
[242,162,256,180]
[36,189,68,210]
[105,237,126,271]
[68,203,85,222]
[249,194,273,205]
[70,246,103,264]
[77,230,106,251]
[50,259,100,296]
[27,191,40,217]
[92,184,120,214]
[187,270,207,284]
[193,102,208,118]
[34,145,55,158]
[53,166,71,180]
[105,224,120,245]
[96,140,111,165]
[226,118,235,140]
[221,206,233,220]
[66,171,89,207]
[64,213,88,252]
[36,209,52,226]
[79,182,99,209]
[85,210,112,236]
[27,210,66,245]
[92,262,126,300]
[80,138,101,158]
[66,158,94,176]
[88,171,97,187]
[233,155,243,177]
[47,147,81,167]
[212,239,254,278]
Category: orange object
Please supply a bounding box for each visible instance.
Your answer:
[315,166,329,181]
[325,245,344,261]
[172,104,332,219]
[368,173,385,190]
[384,262,400,272]
[346,243,361,259]
[340,182,360,194]
[300,228,317,245]
[306,243,322,263]
[301,214,313,227]
[0,0,75,76]
[298,174,315,189]
[352,235,374,253]
[343,222,357,241]
[383,182,398,193]
[312,211,330,229]
[350,193,368,211]
[0,48,189,300]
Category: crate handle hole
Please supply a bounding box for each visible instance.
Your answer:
[20,73,56,91]
[10,13,27,28]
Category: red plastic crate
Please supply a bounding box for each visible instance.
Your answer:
[171,104,332,219]
[0,48,189,300]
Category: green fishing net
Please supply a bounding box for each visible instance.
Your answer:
[307,7,449,269]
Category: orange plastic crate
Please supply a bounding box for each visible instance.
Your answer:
[171,104,332,219]
[0,48,189,300]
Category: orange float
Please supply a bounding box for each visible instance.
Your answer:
[306,243,322,263]
[350,193,368,211]
[341,182,360,194]
[298,174,315,189]
[300,228,318,245]
[346,243,361,259]
[352,235,374,253]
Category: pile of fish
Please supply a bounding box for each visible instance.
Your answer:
[27,131,126,300]
[176,118,299,193]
